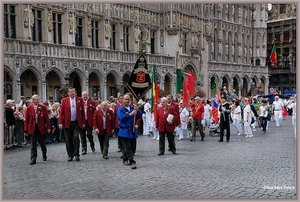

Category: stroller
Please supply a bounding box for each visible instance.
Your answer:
[209,120,220,137]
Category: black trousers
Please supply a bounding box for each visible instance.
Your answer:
[30,125,47,161]
[121,137,136,164]
[64,121,80,158]
[219,121,230,141]
[97,129,110,156]
[159,130,176,154]
[259,117,267,132]
[80,121,95,152]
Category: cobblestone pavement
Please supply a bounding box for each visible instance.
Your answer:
[3,116,296,199]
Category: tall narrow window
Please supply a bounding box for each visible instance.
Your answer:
[91,20,99,48]
[123,26,129,51]
[183,33,187,54]
[75,17,83,46]
[4,4,16,38]
[110,24,116,50]
[32,9,43,42]
[279,4,286,14]
[150,31,155,54]
[52,13,62,44]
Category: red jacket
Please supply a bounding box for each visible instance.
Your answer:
[114,103,122,128]
[190,102,204,119]
[59,96,85,129]
[155,105,178,133]
[24,104,51,135]
[84,98,96,127]
[93,108,114,135]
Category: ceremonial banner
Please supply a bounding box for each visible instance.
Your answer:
[126,54,152,101]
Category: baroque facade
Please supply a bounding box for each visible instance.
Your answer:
[266,4,296,94]
[4,3,269,102]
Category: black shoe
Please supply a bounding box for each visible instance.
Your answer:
[103,156,108,159]
[158,153,164,156]
[67,157,73,162]
[82,151,87,155]
[218,140,223,142]
[226,140,229,142]
[201,138,204,141]
[91,147,95,152]
[190,139,195,142]
[75,156,80,162]
[172,151,177,155]
[29,160,36,165]
[43,157,47,161]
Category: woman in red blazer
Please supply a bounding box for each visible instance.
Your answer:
[24,94,51,165]
[93,101,115,159]
[155,97,179,156]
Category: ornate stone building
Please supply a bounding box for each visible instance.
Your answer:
[4,3,269,102]
[266,4,296,94]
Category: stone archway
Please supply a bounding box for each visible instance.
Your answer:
[164,74,172,95]
[20,69,39,99]
[107,73,117,97]
[89,72,101,99]
[69,72,82,96]
[233,77,239,96]
[46,71,62,102]
[123,73,130,95]
[4,69,13,101]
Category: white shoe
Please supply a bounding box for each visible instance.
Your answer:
[156,137,159,140]
[178,137,182,140]
[245,135,249,138]
[236,132,241,136]
[249,135,253,137]
[152,137,156,140]
[252,129,256,131]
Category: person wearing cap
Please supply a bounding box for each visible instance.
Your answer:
[272,95,284,127]
[24,94,51,165]
[218,95,231,142]
[5,99,16,149]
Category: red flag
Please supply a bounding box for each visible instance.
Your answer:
[182,78,189,108]
[185,72,195,96]
[211,88,221,124]
[269,44,278,68]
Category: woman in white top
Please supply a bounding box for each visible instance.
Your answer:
[287,96,296,138]
[232,100,243,135]
[243,98,253,138]
[258,100,269,133]
[177,101,190,140]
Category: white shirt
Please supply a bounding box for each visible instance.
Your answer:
[243,104,252,122]
[232,105,242,120]
[273,100,284,110]
[203,104,212,119]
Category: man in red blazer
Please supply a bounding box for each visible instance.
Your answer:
[155,97,179,155]
[93,101,114,159]
[80,91,96,155]
[59,87,85,162]
[114,94,123,152]
[24,94,51,165]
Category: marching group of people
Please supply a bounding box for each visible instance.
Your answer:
[4,86,296,169]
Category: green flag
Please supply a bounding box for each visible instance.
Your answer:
[212,77,218,95]
[176,69,183,93]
